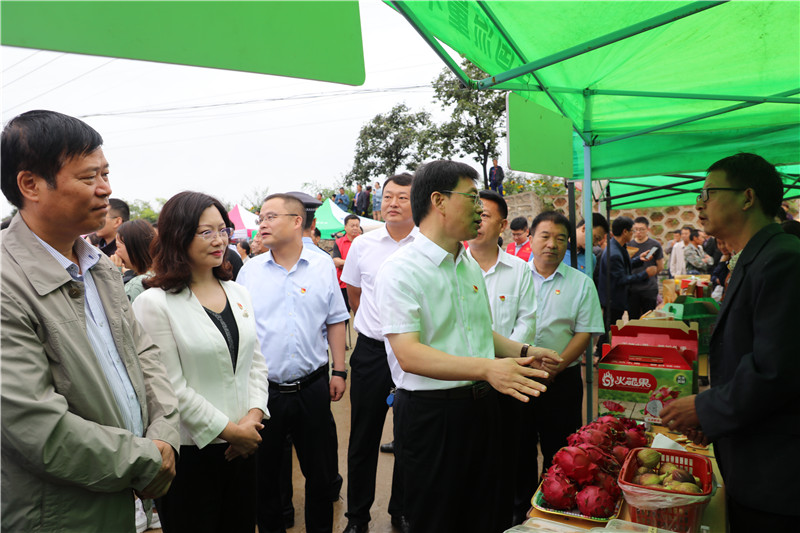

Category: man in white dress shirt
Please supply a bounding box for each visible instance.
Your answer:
[237,193,349,533]
[376,161,561,533]
[465,189,537,527]
[512,211,604,524]
[340,173,416,533]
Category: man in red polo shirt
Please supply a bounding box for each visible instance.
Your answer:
[333,214,361,311]
[506,216,532,261]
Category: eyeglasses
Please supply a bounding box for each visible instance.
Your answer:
[443,190,481,206]
[196,227,233,241]
[257,213,299,224]
[697,187,745,203]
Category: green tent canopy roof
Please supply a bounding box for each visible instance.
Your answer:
[389,0,800,181]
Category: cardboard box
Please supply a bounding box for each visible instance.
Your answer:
[598,320,699,424]
[661,296,719,354]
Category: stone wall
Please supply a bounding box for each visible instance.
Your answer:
[502,194,799,248]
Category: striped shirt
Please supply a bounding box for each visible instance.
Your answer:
[34,235,144,436]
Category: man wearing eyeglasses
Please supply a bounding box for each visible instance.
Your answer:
[660,153,800,532]
[1,110,180,532]
[340,173,417,533]
[237,194,349,533]
[376,161,562,533]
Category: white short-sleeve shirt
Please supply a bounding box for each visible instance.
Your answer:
[530,260,605,366]
[340,225,419,341]
[376,234,494,391]
[466,246,537,343]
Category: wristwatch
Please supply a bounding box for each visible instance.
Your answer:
[520,343,531,358]
[332,369,348,380]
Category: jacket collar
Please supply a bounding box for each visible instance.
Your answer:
[2,214,78,296]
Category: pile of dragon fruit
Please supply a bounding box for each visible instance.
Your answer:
[539,415,648,519]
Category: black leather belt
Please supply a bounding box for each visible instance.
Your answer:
[403,381,491,400]
[269,365,328,394]
[357,333,385,348]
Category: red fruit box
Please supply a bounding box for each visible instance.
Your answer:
[617,448,714,533]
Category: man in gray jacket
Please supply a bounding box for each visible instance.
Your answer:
[1,110,180,532]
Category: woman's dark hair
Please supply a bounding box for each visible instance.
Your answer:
[148,191,233,293]
[117,219,156,275]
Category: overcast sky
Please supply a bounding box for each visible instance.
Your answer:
[1,0,493,217]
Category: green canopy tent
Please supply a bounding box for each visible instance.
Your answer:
[387,0,800,417]
[1,1,365,85]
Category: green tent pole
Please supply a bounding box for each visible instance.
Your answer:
[583,90,595,424]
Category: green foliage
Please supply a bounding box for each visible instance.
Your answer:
[431,59,507,189]
[345,103,434,186]
[128,198,165,224]
[239,187,271,212]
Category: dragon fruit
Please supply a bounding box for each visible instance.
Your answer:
[625,427,648,448]
[575,443,620,474]
[567,427,613,451]
[576,485,617,518]
[592,470,621,499]
[552,446,598,485]
[541,468,578,510]
[612,445,629,465]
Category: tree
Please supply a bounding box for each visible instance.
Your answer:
[239,187,271,213]
[345,103,435,186]
[128,198,165,224]
[432,59,507,189]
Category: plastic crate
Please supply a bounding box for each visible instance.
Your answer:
[617,448,714,533]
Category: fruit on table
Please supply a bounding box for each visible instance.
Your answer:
[552,446,598,485]
[576,485,617,519]
[541,467,578,510]
[637,448,662,469]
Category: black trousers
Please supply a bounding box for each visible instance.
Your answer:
[394,384,504,533]
[345,334,403,525]
[513,365,584,518]
[628,290,657,320]
[156,443,256,533]
[257,371,335,533]
[727,493,796,532]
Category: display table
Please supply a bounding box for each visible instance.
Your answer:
[525,425,726,531]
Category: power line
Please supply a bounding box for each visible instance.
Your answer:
[2,53,64,87]
[78,84,433,118]
[6,58,116,113]
[2,50,42,73]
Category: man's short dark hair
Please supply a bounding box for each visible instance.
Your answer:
[576,212,610,234]
[313,227,321,238]
[611,216,634,237]
[682,225,694,232]
[633,216,649,227]
[411,161,478,226]
[1,110,104,208]
[238,239,251,254]
[689,228,701,241]
[384,173,413,189]
[531,211,572,236]
[509,216,528,232]
[707,153,783,218]
[265,193,306,227]
[109,198,130,222]
[478,189,507,220]
[366,185,372,191]
[344,214,360,226]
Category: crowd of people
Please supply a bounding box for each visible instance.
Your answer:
[2,110,799,533]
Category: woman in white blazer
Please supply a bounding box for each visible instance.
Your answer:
[133,191,269,533]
